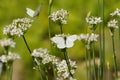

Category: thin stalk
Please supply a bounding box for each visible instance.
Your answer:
[7,63,13,80]
[101,0,105,79]
[22,35,31,53]
[85,48,89,80]
[34,58,43,80]
[87,47,92,80]
[59,24,63,34]
[48,1,56,80]
[107,63,110,80]
[98,65,100,80]
[52,64,56,80]
[91,42,96,80]
[63,48,73,77]
[97,0,103,79]
[48,0,54,49]
[118,18,120,50]
[22,35,44,80]
[45,67,49,80]
[111,34,118,79]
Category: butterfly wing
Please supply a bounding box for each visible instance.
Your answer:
[33,4,42,17]
[51,36,65,49]
[26,8,35,17]
[66,35,77,48]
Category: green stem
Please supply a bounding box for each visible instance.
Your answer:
[87,47,92,80]
[34,58,44,80]
[118,18,120,50]
[48,0,54,50]
[59,24,63,34]
[52,64,56,80]
[91,42,96,80]
[22,35,44,80]
[7,63,13,80]
[98,65,100,80]
[85,48,89,80]
[22,35,31,53]
[63,48,73,77]
[97,0,103,79]
[107,65,110,80]
[111,34,118,79]
[101,0,105,79]
[48,1,56,80]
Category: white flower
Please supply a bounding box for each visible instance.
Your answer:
[0,52,20,63]
[86,16,102,25]
[32,48,57,64]
[51,34,77,49]
[69,77,77,80]
[31,48,48,58]
[55,59,77,79]
[88,33,99,43]
[78,33,99,43]
[49,9,69,24]
[42,54,56,64]
[7,52,20,61]
[110,8,120,16]
[107,19,118,29]
[3,18,33,37]
[78,33,99,49]
[0,38,15,48]
[77,34,89,41]
[0,55,7,62]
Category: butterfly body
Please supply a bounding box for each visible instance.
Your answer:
[51,34,77,49]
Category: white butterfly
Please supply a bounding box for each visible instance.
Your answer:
[26,4,42,17]
[51,34,77,49]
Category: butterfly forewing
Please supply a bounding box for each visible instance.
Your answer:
[66,35,77,48]
[26,8,35,17]
[51,36,66,49]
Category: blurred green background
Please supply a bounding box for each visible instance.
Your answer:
[0,0,120,80]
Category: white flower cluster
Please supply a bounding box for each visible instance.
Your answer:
[86,16,102,25]
[3,18,33,37]
[0,52,20,63]
[56,59,77,80]
[110,8,120,16]
[0,38,15,48]
[31,48,57,64]
[78,33,99,49]
[107,19,118,29]
[49,9,69,24]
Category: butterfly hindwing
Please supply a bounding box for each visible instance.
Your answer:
[33,4,42,17]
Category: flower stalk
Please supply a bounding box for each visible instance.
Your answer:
[111,34,118,79]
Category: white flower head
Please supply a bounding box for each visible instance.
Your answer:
[7,52,20,61]
[51,34,77,49]
[0,38,15,48]
[32,48,57,64]
[0,55,7,62]
[31,48,48,58]
[78,33,99,49]
[107,19,118,29]
[3,18,33,37]
[110,8,120,16]
[49,9,69,25]
[86,16,102,25]
[0,52,20,63]
[42,54,56,64]
[55,59,77,79]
